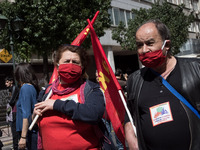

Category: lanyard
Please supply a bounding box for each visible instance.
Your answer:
[151,69,200,119]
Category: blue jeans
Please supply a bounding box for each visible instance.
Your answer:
[27,130,37,150]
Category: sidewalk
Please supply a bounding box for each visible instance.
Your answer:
[0,125,13,150]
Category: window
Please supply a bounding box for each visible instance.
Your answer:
[108,7,134,27]
[108,8,114,25]
[119,9,126,25]
[167,0,180,5]
[196,22,200,32]
[192,1,198,11]
[188,23,193,32]
[126,11,131,21]
[113,8,120,26]
[143,0,154,3]
[184,0,191,8]
[198,23,200,32]
[189,23,196,32]
[167,0,173,3]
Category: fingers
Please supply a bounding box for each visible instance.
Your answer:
[40,107,49,114]
[34,99,55,115]
[34,108,42,116]
[18,139,26,149]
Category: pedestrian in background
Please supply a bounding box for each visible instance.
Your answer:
[15,63,39,150]
[125,19,200,150]
[5,76,19,150]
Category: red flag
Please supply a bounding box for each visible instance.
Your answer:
[49,11,99,84]
[71,11,99,46]
[87,19,126,148]
[48,65,58,84]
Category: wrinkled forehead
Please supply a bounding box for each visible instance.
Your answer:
[136,23,161,41]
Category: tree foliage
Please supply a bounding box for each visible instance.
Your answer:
[0,0,111,80]
[112,1,194,55]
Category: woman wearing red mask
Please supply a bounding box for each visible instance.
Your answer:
[33,45,106,150]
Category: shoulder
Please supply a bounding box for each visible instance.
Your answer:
[177,57,200,64]
[177,57,200,70]
[21,84,36,92]
[128,67,148,83]
[83,80,102,97]
[85,80,100,89]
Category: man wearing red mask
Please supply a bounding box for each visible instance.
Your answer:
[124,20,200,150]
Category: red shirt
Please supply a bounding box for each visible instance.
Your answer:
[39,84,100,150]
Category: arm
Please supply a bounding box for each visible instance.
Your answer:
[19,84,37,149]
[54,85,105,123]
[9,85,19,108]
[18,118,29,149]
[34,84,105,123]
[125,122,138,150]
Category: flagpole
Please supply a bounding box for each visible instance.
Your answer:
[29,11,100,131]
[118,90,137,136]
[29,89,52,130]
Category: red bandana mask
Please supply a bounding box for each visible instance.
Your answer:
[58,63,82,84]
[138,41,167,68]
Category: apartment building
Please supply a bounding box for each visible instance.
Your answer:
[0,0,199,87]
[98,0,200,75]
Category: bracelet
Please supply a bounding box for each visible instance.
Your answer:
[21,136,26,139]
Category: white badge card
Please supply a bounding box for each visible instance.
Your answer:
[149,102,173,126]
[60,94,79,103]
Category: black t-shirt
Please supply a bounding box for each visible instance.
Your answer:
[138,61,190,150]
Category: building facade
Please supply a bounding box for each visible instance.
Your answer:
[98,0,200,76]
[0,0,200,88]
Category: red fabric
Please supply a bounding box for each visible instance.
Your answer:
[58,63,82,84]
[71,11,99,46]
[39,84,100,150]
[49,66,58,85]
[49,11,99,85]
[139,49,166,68]
[37,132,42,150]
[87,19,126,148]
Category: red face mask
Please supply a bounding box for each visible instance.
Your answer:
[58,63,82,84]
[138,41,167,68]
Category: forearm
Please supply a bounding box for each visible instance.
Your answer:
[125,122,138,150]
[21,118,29,138]
[54,99,105,123]
[53,88,105,123]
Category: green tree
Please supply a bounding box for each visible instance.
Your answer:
[0,0,111,81]
[112,1,194,55]
[0,1,18,54]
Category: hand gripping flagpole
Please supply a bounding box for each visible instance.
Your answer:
[29,90,52,130]
[29,11,100,131]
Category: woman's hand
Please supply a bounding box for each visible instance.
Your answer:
[33,106,42,117]
[18,138,26,149]
[34,99,55,114]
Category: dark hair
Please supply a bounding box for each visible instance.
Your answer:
[55,44,89,80]
[14,63,39,93]
[115,68,123,76]
[5,76,13,82]
[137,19,171,41]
